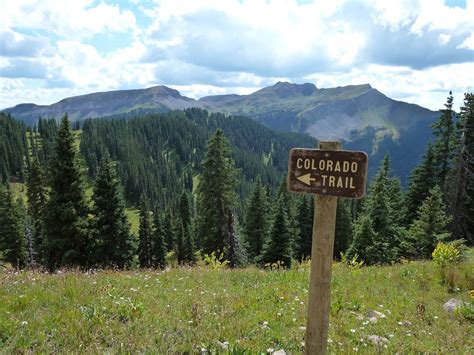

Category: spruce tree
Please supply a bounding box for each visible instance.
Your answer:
[334,199,352,259]
[138,196,153,268]
[0,185,27,269]
[196,129,238,258]
[296,196,313,260]
[174,217,185,264]
[405,144,437,225]
[449,93,474,244]
[43,114,90,271]
[347,215,377,265]
[407,186,451,258]
[152,211,167,269]
[163,208,174,251]
[182,222,196,264]
[262,196,292,268]
[366,155,397,263]
[243,177,269,262]
[432,92,457,189]
[91,153,133,269]
[26,157,47,263]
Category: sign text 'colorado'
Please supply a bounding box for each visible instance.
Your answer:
[287,148,368,198]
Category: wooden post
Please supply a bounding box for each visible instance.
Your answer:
[305,141,340,355]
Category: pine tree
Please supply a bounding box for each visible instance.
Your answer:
[296,196,313,260]
[138,196,153,268]
[366,155,397,263]
[163,208,174,251]
[0,185,27,269]
[152,211,167,269]
[91,153,133,269]
[449,92,474,244]
[432,92,457,189]
[182,222,196,264]
[26,157,47,263]
[179,191,191,229]
[408,186,451,258]
[405,144,437,225]
[243,177,269,262]
[177,191,195,263]
[43,114,90,271]
[334,199,352,259]
[262,196,292,268]
[196,129,238,259]
[347,215,377,265]
[351,155,398,264]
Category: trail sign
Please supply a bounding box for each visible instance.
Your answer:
[287,142,368,355]
[288,148,368,198]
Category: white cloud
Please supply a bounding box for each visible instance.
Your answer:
[0,0,136,39]
[1,0,473,112]
[438,33,451,45]
[457,32,474,50]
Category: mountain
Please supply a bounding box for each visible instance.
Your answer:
[4,86,200,125]
[199,82,437,141]
[3,82,440,182]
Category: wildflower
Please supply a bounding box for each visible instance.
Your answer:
[266,348,274,353]
[350,329,356,333]
[21,321,28,326]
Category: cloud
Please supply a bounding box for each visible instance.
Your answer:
[0,29,50,57]
[0,0,137,39]
[457,32,474,49]
[0,0,473,111]
[0,58,49,79]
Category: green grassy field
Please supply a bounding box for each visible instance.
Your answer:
[1,258,472,353]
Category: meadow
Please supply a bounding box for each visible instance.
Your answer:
[1,257,473,353]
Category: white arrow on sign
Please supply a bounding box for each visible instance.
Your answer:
[297,173,316,186]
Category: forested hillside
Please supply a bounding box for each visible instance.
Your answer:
[0,92,472,272]
[79,108,315,208]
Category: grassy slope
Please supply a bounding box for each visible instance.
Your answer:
[1,259,472,353]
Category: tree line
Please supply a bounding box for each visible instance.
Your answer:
[0,92,472,270]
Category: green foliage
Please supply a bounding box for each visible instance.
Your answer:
[137,196,153,268]
[262,196,292,268]
[0,113,28,181]
[79,109,313,209]
[243,177,269,262]
[449,92,474,244]
[348,155,398,264]
[432,242,462,290]
[408,186,452,259]
[295,196,313,260]
[432,91,457,189]
[1,258,472,352]
[26,158,47,263]
[151,212,167,269]
[334,199,352,259]
[43,114,90,271]
[91,153,133,268]
[203,251,230,270]
[405,143,437,225]
[0,185,27,269]
[339,252,364,268]
[197,129,238,259]
[432,242,461,269]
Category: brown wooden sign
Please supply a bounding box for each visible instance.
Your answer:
[287,148,368,198]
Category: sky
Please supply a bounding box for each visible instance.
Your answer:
[0,0,473,110]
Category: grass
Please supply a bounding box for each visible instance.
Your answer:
[1,259,472,353]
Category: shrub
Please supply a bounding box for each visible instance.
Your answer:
[432,242,461,290]
[203,251,229,270]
